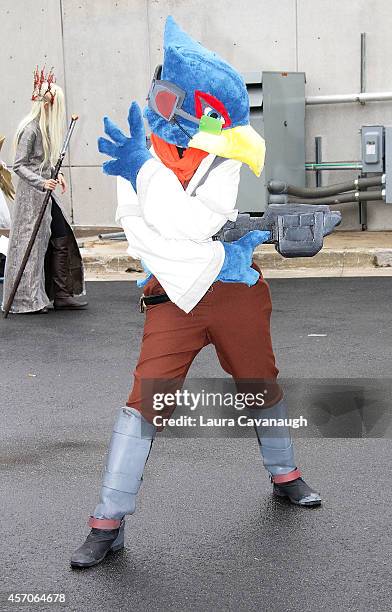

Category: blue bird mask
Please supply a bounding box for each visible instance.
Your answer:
[144,16,265,176]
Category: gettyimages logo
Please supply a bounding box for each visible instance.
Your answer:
[152,388,267,411]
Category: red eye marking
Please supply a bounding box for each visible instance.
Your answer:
[194,91,232,128]
[155,90,178,119]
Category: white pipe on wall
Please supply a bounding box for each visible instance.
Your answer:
[306,91,392,105]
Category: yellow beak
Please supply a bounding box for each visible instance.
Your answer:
[188,124,265,176]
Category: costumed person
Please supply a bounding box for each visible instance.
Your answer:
[0,135,14,280]
[0,135,14,228]
[2,67,87,314]
[71,17,321,569]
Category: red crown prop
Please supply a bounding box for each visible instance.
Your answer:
[32,66,56,104]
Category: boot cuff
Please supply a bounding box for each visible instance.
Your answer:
[273,468,301,484]
[88,516,122,530]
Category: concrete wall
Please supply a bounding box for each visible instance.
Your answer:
[1,0,392,229]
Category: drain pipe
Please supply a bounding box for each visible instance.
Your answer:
[268,176,384,198]
[306,162,362,171]
[270,190,385,206]
[306,91,392,105]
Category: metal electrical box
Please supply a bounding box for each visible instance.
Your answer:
[361,125,384,173]
[237,71,306,213]
[360,124,392,203]
[384,126,392,204]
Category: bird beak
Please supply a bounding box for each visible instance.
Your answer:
[188,124,265,176]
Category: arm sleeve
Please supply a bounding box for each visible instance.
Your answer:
[13,126,46,191]
[136,158,241,241]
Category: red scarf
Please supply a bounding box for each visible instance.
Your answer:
[150,133,209,186]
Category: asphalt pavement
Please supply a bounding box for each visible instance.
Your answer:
[0,279,391,612]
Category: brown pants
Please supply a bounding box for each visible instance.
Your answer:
[127,272,283,425]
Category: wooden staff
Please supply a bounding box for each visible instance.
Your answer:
[3,115,79,318]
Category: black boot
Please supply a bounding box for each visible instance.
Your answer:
[71,518,124,568]
[51,236,88,310]
[273,477,322,507]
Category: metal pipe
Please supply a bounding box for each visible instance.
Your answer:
[306,91,392,105]
[98,231,126,240]
[359,200,368,230]
[268,176,383,198]
[315,136,322,187]
[360,33,366,97]
[287,190,384,206]
[306,162,363,171]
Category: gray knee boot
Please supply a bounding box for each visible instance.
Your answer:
[93,406,157,520]
[71,407,156,568]
[253,399,322,506]
[253,398,299,480]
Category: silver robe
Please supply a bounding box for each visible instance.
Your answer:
[2,119,84,313]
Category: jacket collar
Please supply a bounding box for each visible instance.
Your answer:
[150,144,216,194]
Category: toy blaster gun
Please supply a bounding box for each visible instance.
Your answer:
[213,204,342,258]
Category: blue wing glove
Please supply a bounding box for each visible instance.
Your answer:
[98,101,152,191]
[137,260,153,288]
[216,230,271,286]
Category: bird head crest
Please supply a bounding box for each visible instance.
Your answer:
[144,17,250,147]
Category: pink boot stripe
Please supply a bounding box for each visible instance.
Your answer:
[273,468,301,484]
[88,516,121,530]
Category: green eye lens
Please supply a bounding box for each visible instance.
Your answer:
[199,115,222,135]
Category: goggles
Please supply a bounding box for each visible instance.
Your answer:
[147,65,223,136]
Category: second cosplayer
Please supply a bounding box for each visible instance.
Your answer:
[2,67,87,314]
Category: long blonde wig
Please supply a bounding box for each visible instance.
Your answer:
[14,82,65,171]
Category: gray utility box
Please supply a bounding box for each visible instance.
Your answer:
[384,126,392,204]
[360,124,392,203]
[237,71,306,213]
[361,125,384,173]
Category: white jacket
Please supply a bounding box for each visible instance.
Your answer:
[116,149,242,313]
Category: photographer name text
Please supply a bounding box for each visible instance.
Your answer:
[152,415,308,428]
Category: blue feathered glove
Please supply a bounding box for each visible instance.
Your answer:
[98,102,152,191]
[216,230,271,286]
[137,260,153,288]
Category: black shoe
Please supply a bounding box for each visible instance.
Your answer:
[54,295,88,310]
[273,477,322,507]
[70,520,124,568]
